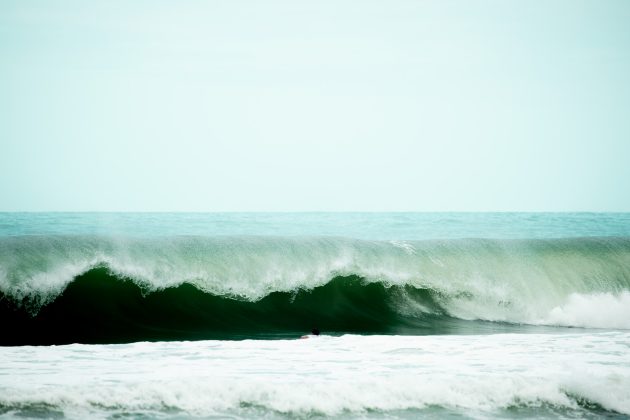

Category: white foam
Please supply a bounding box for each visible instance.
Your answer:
[1,333,629,417]
[538,291,630,329]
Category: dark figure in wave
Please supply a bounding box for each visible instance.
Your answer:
[301,328,320,339]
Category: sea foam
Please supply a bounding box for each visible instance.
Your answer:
[1,333,629,418]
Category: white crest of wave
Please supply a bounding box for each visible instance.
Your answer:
[539,291,630,329]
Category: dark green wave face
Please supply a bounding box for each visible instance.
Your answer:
[1,269,549,346]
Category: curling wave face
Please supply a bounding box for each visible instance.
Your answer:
[1,235,630,344]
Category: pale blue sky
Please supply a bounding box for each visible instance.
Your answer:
[1,0,629,211]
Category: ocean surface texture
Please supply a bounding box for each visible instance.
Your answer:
[1,212,629,419]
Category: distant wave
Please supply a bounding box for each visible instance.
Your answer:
[1,235,629,344]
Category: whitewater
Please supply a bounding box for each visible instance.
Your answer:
[1,212,629,419]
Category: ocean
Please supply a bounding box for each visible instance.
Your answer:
[1,212,629,419]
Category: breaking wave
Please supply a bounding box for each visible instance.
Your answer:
[1,235,629,344]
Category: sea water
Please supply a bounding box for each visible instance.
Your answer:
[1,213,629,418]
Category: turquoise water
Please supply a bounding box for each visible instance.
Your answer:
[2,212,629,238]
[1,213,629,418]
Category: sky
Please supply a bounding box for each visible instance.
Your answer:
[1,0,629,211]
